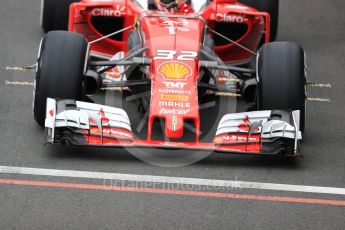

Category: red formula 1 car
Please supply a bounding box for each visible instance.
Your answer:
[33,0,306,156]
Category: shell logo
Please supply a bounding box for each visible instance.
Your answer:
[158,62,191,80]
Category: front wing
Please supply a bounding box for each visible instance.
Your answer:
[45,98,302,156]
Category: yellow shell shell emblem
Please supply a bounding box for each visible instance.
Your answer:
[159,62,191,79]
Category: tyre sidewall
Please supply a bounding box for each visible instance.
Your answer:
[33,31,87,126]
[258,42,306,131]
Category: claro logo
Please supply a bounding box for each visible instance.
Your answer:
[216,13,246,23]
[91,6,126,17]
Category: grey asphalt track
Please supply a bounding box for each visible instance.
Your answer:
[0,0,345,229]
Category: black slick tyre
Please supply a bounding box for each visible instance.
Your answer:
[33,31,87,126]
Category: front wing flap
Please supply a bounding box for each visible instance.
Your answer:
[45,99,302,156]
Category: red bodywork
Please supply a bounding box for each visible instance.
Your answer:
[68,0,270,61]
[65,0,273,154]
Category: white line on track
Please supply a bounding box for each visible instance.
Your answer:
[5,80,34,86]
[0,165,345,195]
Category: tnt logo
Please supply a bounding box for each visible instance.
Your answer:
[163,82,187,89]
